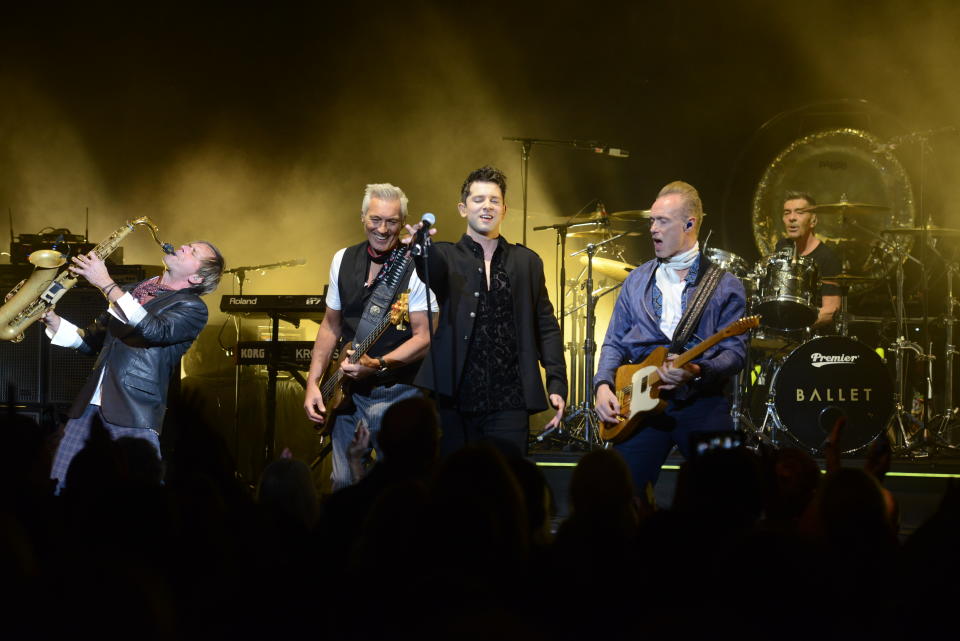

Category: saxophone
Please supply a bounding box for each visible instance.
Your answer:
[0,216,173,342]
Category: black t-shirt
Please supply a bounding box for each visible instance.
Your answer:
[775,238,842,304]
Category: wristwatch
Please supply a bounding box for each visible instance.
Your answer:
[377,357,389,372]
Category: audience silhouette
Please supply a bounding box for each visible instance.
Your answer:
[0,385,955,639]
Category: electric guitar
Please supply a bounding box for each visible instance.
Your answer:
[599,315,759,444]
[317,292,410,435]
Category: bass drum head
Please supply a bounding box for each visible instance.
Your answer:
[771,336,893,453]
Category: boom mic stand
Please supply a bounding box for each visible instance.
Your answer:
[223,258,306,478]
[502,136,630,248]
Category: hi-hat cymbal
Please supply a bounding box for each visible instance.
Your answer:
[807,201,890,215]
[578,255,636,281]
[881,224,960,237]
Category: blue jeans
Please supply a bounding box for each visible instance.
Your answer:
[615,392,733,494]
[329,383,422,491]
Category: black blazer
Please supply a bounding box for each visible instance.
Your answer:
[67,288,208,431]
[413,234,567,413]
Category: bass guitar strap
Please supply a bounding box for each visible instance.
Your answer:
[669,261,723,353]
[353,247,413,346]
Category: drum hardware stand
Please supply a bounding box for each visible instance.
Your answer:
[907,252,960,454]
[883,240,932,455]
[538,236,626,450]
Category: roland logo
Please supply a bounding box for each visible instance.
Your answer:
[810,352,859,368]
[240,347,265,359]
[305,297,323,305]
[229,297,257,305]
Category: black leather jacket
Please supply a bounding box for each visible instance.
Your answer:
[67,288,208,431]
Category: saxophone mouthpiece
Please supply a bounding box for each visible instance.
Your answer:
[161,243,175,255]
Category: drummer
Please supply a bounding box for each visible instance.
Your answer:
[776,191,842,329]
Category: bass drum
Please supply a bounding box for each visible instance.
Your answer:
[770,336,893,453]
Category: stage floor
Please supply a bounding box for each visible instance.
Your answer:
[531,447,960,540]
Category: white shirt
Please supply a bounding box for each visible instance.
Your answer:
[47,291,147,406]
[325,247,438,313]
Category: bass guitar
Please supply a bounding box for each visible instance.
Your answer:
[317,292,410,435]
[599,315,759,444]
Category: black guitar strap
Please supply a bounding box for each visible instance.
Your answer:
[669,261,723,353]
[353,247,413,345]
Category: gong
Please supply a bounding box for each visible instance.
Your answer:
[752,128,915,289]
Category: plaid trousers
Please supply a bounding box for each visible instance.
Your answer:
[50,403,161,493]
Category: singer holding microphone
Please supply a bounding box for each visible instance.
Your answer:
[777,191,841,329]
[404,166,566,457]
[303,183,436,491]
[43,240,225,493]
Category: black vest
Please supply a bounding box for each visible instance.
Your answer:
[337,242,420,390]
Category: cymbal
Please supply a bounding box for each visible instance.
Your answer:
[821,273,881,284]
[608,209,709,221]
[881,224,960,237]
[807,201,890,215]
[608,210,651,221]
[578,255,636,281]
[567,229,643,239]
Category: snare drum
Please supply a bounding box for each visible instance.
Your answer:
[755,253,819,330]
[768,336,893,453]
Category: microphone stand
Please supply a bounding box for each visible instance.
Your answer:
[225,257,306,478]
[533,221,570,354]
[502,136,628,247]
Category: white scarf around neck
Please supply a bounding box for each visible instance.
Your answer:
[656,242,699,338]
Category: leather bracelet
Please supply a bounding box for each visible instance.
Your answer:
[102,282,118,298]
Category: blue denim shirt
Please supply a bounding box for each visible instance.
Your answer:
[595,254,748,401]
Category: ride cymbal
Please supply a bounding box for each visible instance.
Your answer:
[881,224,960,238]
[807,201,890,215]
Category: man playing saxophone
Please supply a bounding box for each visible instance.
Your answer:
[41,241,225,492]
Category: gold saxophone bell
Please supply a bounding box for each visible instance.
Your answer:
[0,216,170,341]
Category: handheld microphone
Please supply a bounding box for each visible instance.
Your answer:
[410,212,436,257]
[161,243,175,255]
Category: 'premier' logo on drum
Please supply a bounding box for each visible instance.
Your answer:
[809,352,860,368]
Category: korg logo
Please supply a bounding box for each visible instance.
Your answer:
[296,348,312,360]
[240,347,265,359]
[229,297,257,305]
[810,352,859,368]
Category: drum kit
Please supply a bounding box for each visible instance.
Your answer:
[533,194,960,459]
[727,200,960,457]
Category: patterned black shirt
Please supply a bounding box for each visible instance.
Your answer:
[458,237,525,412]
